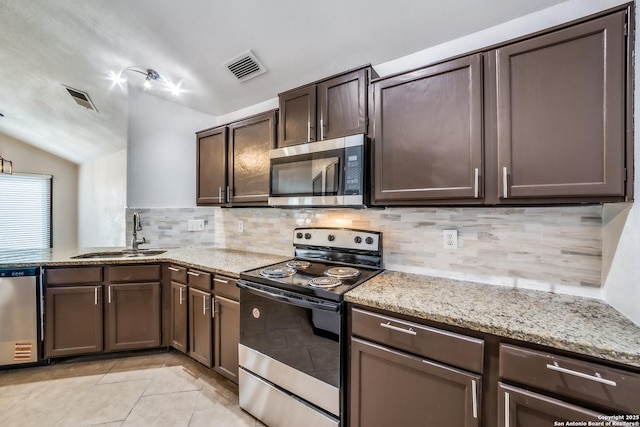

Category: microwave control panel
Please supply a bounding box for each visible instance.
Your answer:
[344,146,363,195]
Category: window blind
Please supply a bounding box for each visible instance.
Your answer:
[0,173,52,249]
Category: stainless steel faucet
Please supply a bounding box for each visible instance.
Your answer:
[131,211,146,251]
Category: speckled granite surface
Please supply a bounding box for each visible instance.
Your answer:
[345,271,640,369]
[0,247,290,277]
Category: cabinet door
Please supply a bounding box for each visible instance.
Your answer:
[318,69,367,140]
[498,383,604,427]
[105,282,161,352]
[350,337,481,427]
[44,286,103,358]
[278,85,317,147]
[495,11,626,200]
[189,287,213,367]
[170,281,188,353]
[214,295,239,383]
[196,126,228,205]
[228,111,276,205]
[373,54,483,204]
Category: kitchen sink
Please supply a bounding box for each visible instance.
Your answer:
[71,250,167,259]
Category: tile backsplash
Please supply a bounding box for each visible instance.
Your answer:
[126,205,603,296]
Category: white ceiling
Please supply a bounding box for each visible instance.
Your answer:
[0,0,567,164]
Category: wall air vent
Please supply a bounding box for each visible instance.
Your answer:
[224,50,267,82]
[63,85,98,112]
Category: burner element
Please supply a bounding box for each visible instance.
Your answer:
[309,276,342,288]
[286,260,311,269]
[324,266,360,279]
[260,267,296,278]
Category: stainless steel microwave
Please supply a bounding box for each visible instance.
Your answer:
[268,134,367,207]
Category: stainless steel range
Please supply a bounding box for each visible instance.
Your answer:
[238,227,383,427]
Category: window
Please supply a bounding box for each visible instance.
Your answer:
[0,173,52,249]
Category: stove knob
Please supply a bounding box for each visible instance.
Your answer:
[296,232,303,239]
[328,234,335,242]
[304,233,312,240]
[365,237,374,245]
[354,236,362,244]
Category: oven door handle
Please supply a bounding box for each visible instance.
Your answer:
[237,281,340,313]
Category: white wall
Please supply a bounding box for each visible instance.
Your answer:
[0,132,78,248]
[126,91,216,208]
[78,149,127,247]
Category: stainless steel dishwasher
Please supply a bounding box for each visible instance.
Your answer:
[0,267,40,366]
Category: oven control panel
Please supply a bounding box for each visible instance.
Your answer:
[293,228,381,252]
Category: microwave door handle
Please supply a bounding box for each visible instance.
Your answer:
[237,281,340,313]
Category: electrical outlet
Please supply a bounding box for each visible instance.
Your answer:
[443,229,458,249]
[238,220,244,233]
[188,219,205,232]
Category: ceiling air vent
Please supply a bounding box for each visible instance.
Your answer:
[224,50,267,82]
[63,85,98,112]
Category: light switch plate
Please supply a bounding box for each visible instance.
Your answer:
[443,229,458,249]
[188,219,205,232]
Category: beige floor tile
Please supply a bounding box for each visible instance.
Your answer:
[98,366,163,385]
[142,365,204,396]
[56,378,151,426]
[196,381,238,410]
[122,390,199,427]
[189,402,256,427]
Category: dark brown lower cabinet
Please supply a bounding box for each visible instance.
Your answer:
[350,337,481,427]
[44,285,103,358]
[105,282,161,352]
[213,294,239,382]
[189,287,213,367]
[498,383,604,426]
[170,281,188,353]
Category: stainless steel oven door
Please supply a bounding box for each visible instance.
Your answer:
[238,280,341,418]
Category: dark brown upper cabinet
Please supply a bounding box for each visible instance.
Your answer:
[491,10,628,203]
[196,110,276,207]
[228,110,277,205]
[372,54,483,205]
[196,126,227,205]
[277,66,373,148]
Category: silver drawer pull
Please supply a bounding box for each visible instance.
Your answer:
[504,391,510,427]
[94,287,98,305]
[187,271,200,277]
[502,166,508,198]
[471,379,478,419]
[474,168,479,198]
[214,278,229,284]
[546,361,617,386]
[379,322,417,336]
[168,267,180,272]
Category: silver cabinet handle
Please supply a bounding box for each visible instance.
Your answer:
[320,118,324,140]
[218,186,222,203]
[211,297,215,318]
[379,321,417,336]
[187,271,200,277]
[202,295,207,315]
[474,167,479,198]
[307,121,311,142]
[504,391,510,427]
[168,266,180,272]
[179,287,183,305]
[502,166,508,198]
[108,285,112,304]
[94,287,98,305]
[546,361,617,386]
[214,278,229,284]
[226,185,230,202]
[471,379,478,419]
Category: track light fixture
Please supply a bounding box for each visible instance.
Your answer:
[109,66,183,96]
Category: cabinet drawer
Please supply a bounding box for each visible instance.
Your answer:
[213,275,238,300]
[46,267,102,285]
[499,344,640,414]
[187,269,212,292]
[108,265,161,282]
[351,308,484,373]
[167,265,187,284]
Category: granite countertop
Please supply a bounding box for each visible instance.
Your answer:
[0,247,290,278]
[345,270,640,369]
